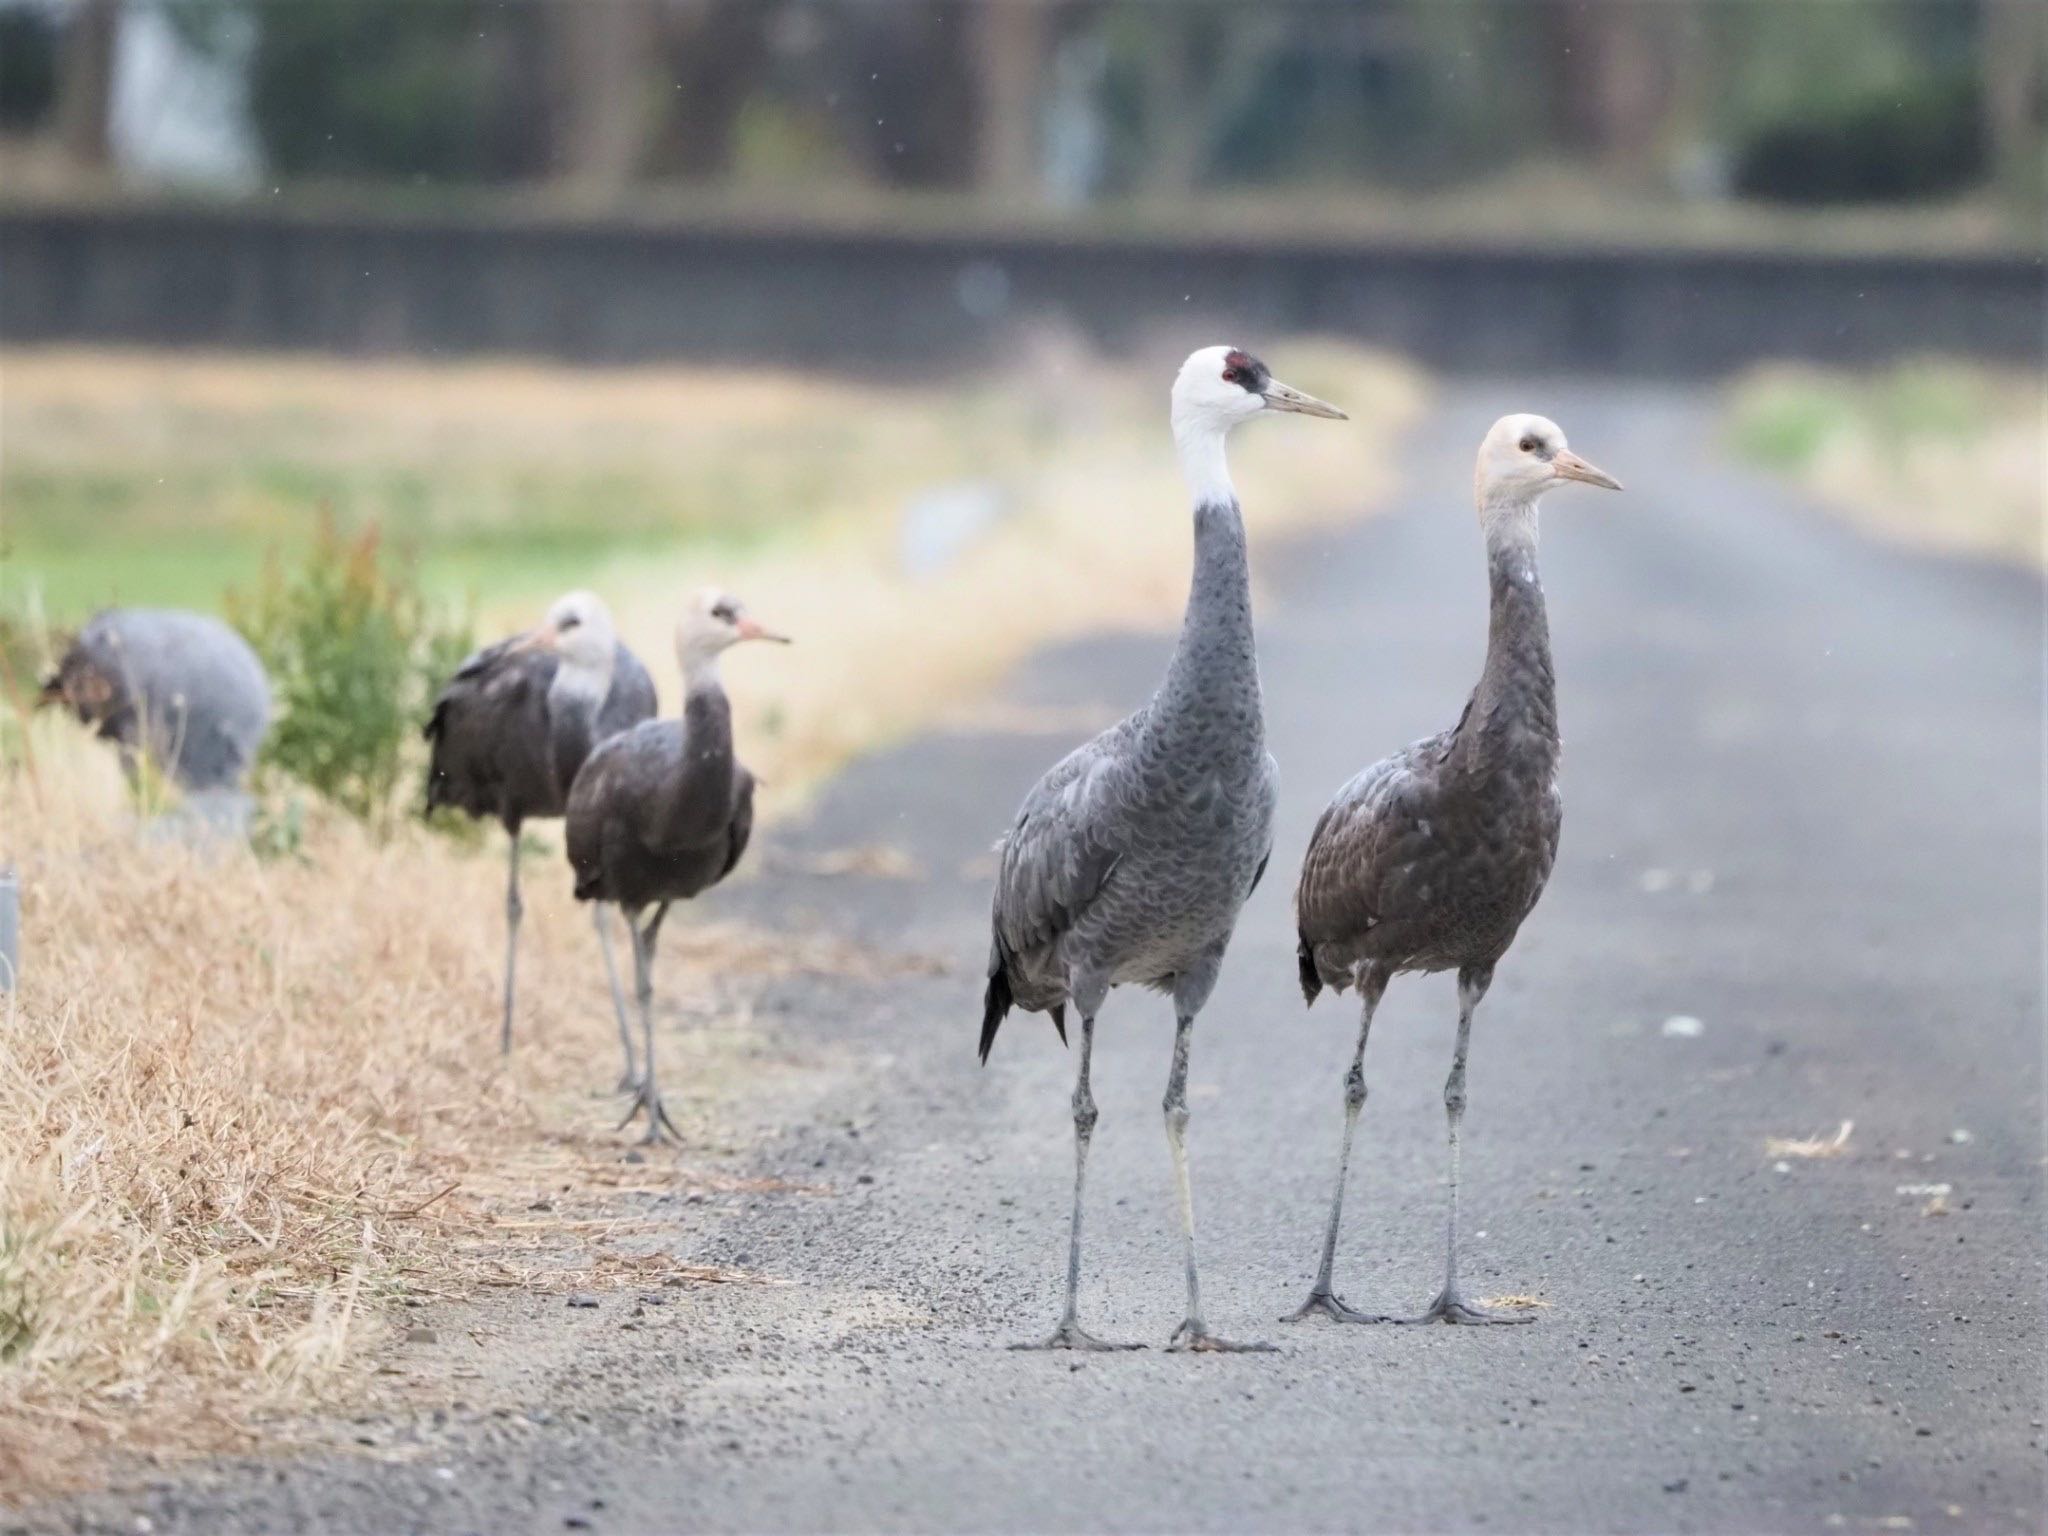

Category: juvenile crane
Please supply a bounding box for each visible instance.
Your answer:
[425,591,657,1070]
[981,345,1345,1352]
[1289,413,1619,1327]
[566,588,786,1144]
[42,608,270,794]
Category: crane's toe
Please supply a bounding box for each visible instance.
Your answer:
[1168,1321,1278,1353]
[1011,1321,1144,1352]
[1281,1288,1398,1325]
[1400,1289,1538,1326]
[615,1082,682,1145]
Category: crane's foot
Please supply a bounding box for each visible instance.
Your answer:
[615,1082,682,1145]
[1399,1288,1537,1326]
[1010,1319,1143,1352]
[1281,1287,1398,1325]
[1168,1320,1278,1353]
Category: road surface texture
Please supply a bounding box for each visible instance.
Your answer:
[23,384,2043,1534]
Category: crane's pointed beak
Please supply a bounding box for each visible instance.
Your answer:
[1262,379,1347,420]
[735,616,791,645]
[1553,450,1621,491]
[508,625,559,654]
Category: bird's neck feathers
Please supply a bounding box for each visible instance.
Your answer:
[549,651,613,712]
[653,669,736,848]
[1152,436,1260,751]
[1173,416,1237,514]
[1459,500,1557,770]
[679,650,723,697]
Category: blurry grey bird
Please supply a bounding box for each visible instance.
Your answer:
[565,588,787,1144]
[41,607,270,796]
[980,345,1346,1352]
[425,591,657,1070]
[1288,412,1620,1327]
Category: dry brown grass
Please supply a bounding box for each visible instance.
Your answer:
[0,719,920,1494]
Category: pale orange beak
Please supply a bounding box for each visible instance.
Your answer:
[735,615,791,645]
[1552,450,1622,491]
[508,625,559,654]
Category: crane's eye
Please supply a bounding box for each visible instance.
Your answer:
[1518,435,1540,454]
[711,602,736,623]
[558,615,582,631]
[1220,367,1240,384]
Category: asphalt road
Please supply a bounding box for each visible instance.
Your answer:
[31,383,2044,1534]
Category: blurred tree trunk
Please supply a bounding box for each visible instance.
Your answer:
[1140,9,1203,195]
[56,0,118,170]
[972,0,1051,199]
[654,0,774,179]
[1981,0,2045,203]
[548,0,652,189]
[1542,0,1672,182]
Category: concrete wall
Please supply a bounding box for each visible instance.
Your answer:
[2,203,2040,375]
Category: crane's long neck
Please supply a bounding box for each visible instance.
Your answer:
[654,658,737,847]
[1455,503,1558,775]
[547,656,612,797]
[1152,421,1261,750]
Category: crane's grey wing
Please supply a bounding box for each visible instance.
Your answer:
[423,635,556,819]
[719,765,756,883]
[979,720,1138,1061]
[990,720,1137,965]
[1295,737,1447,983]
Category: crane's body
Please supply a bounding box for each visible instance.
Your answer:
[564,589,784,1144]
[984,497,1277,1039]
[423,592,655,1063]
[981,345,1345,1353]
[425,634,656,834]
[565,691,754,915]
[43,608,270,793]
[1296,525,1561,992]
[1287,412,1619,1329]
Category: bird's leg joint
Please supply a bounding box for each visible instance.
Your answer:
[1343,1060,1367,1113]
[1070,1082,1098,1138]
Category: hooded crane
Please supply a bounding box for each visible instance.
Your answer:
[981,346,1345,1352]
[42,608,270,795]
[425,591,657,1071]
[565,588,787,1144]
[1288,413,1620,1327]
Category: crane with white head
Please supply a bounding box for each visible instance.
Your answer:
[981,344,1345,1352]
[565,587,788,1144]
[425,590,657,1075]
[1289,412,1620,1327]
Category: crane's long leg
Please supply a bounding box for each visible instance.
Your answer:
[592,903,638,1092]
[1165,1010,1274,1353]
[499,833,523,1055]
[617,904,680,1145]
[1012,1014,1140,1352]
[1283,967,1398,1324]
[1403,964,1532,1326]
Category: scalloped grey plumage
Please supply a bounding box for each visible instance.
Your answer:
[44,608,271,792]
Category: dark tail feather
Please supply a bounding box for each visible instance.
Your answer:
[978,966,1013,1065]
[1049,1003,1067,1048]
[1297,930,1323,1007]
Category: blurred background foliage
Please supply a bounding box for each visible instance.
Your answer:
[0,0,2036,220]
[226,515,472,830]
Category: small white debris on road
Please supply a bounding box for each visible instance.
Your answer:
[1661,1015,1705,1038]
